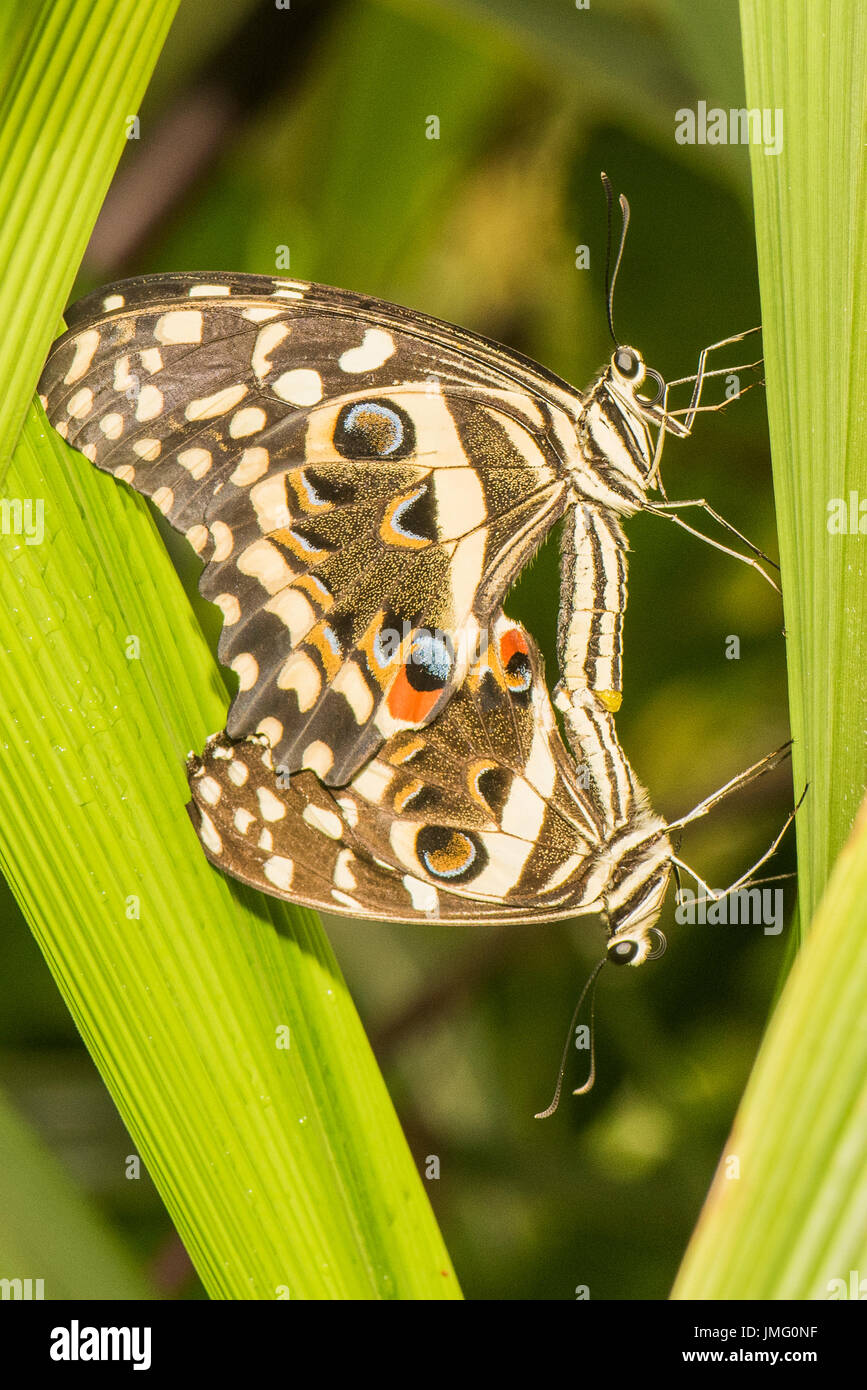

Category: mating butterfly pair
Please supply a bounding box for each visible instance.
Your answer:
[38,241,782,989]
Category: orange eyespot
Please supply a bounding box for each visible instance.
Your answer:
[499,627,529,665]
[415,825,487,883]
[387,664,442,723]
[499,628,532,695]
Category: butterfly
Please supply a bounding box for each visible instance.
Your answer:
[187,610,673,964]
[37,242,767,790]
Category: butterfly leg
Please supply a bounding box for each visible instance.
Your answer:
[674,327,763,433]
[643,499,781,593]
[668,741,793,833]
[671,789,804,903]
[646,334,763,486]
[669,762,804,913]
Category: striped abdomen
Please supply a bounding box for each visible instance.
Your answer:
[557,502,628,711]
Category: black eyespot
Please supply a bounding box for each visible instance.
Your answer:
[613,347,642,381]
[404,630,454,692]
[301,466,356,505]
[608,938,639,965]
[334,399,416,460]
[472,764,511,817]
[287,523,335,555]
[387,482,437,543]
[415,825,488,883]
[504,650,532,698]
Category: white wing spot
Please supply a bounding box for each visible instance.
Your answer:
[330,890,364,912]
[152,486,174,515]
[140,347,164,373]
[186,383,247,420]
[198,810,222,855]
[252,322,291,380]
[186,524,209,553]
[99,413,124,439]
[237,538,296,594]
[189,284,230,297]
[113,356,135,391]
[228,760,249,786]
[263,855,294,890]
[249,475,292,531]
[210,521,234,561]
[135,385,164,422]
[67,387,93,419]
[351,759,395,805]
[257,786,287,821]
[403,875,440,913]
[434,467,486,536]
[276,652,320,711]
[338,328,396,373]
[302,803,343,839]
[230,447,269,486]
[197,776,222,806]
[257,716,284,748]
[229,406,267,438]
[264,587,316,642]
[334,849,357,890]
[64,330,100,385]
[336,796,359,827]
[302,740,334,778]
[271,369,323,405]
[114,464,136,483]
[232,652,259,691]
[132,438,161,460]
[155,309,203,345]
[233,808,256,834]
[214,592,241,625]
[243,305,282,322]
[102,294,125,310]
[331,662,374,723]
[177,447,212,478]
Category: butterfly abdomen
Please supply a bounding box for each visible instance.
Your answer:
[557,502,628,711]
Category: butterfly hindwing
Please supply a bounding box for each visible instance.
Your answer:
[39,273,580,784]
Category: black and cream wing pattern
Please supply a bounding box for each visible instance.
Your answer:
[39,272,599,785]
[187,613,671,932]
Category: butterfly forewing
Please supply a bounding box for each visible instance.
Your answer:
[40,273,581,784]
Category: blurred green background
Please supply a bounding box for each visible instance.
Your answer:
[0,0,793,1299]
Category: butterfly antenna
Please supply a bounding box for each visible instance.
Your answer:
[600,171,631,346]
[534,957,607,1119]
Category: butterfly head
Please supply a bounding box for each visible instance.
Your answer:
[606,345,666,417]
[601,824,672,967]
[574,348,669,511]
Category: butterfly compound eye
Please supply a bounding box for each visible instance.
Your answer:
[612,347,642,381]
[608,938,639,965]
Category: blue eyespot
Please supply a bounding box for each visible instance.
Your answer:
[416,825,488,883]
[334,399,416,460]
[407,630,453,692]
